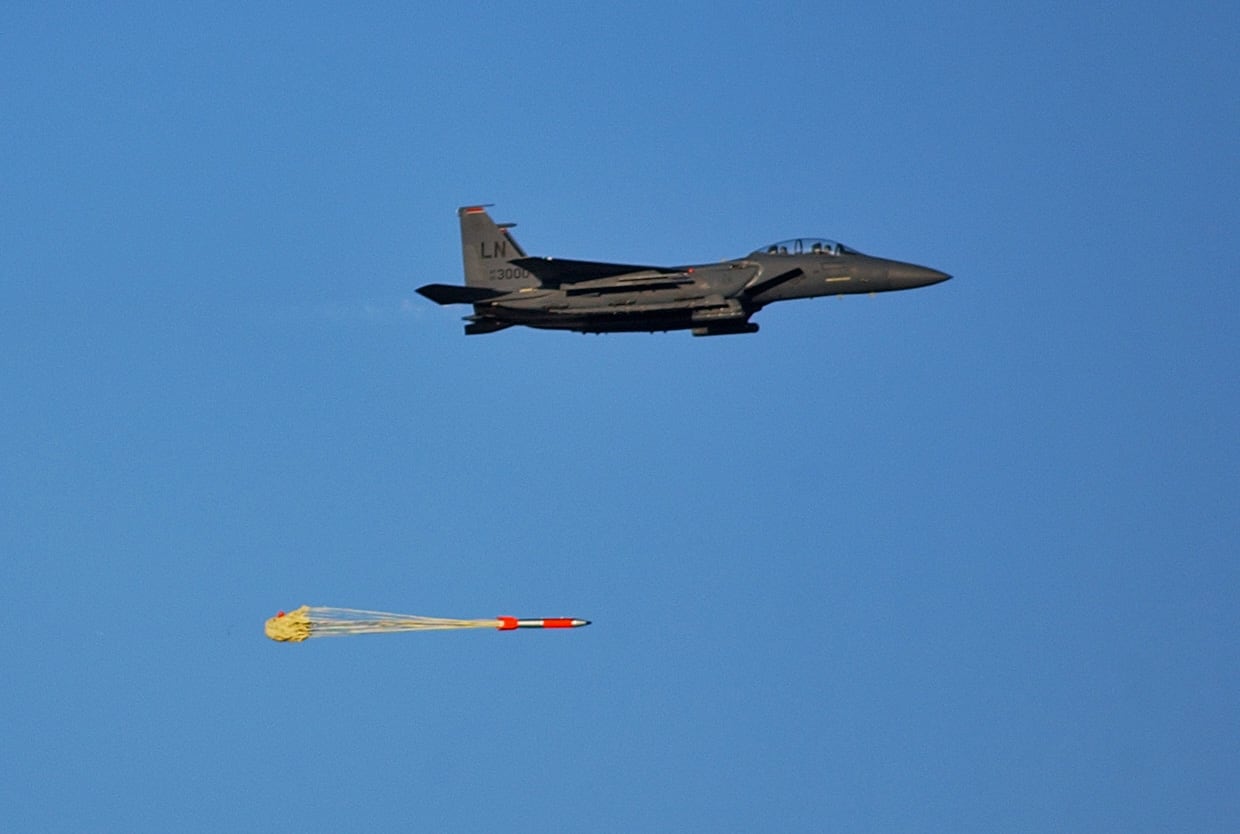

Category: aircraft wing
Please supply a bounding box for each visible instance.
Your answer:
[510,257,680,286]
[564,275,695,295]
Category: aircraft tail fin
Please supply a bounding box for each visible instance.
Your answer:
[459,205,539,290]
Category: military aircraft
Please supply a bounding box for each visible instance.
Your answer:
[417,206,950,336]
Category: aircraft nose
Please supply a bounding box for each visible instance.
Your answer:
[887,262,951,290]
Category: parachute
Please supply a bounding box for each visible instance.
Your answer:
[265,605,590,643]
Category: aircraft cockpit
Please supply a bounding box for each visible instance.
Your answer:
[751,238,862,257]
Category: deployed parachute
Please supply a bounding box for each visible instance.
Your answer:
[265,605,590,643]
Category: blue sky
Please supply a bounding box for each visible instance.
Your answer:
[3,2,1237,831]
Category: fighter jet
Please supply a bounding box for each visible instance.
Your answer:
[417,206,950,336]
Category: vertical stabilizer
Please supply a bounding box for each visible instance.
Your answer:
[459,205,538,289]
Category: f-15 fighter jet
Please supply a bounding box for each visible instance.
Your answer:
[417,206,949,336]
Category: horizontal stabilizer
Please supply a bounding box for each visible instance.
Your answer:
[464,318,513,335]
[416,284,505,305]
[511,257,676,285]
[692,321,759,337]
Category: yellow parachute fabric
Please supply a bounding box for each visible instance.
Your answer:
[265,606,500,642]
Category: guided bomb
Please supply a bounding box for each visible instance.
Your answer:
[265,606,591,643]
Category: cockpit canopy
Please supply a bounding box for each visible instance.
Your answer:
[750,238,863,257]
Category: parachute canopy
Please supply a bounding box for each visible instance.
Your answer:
[265,606,590,643]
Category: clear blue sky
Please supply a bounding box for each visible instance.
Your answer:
[3,3,1237,831]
